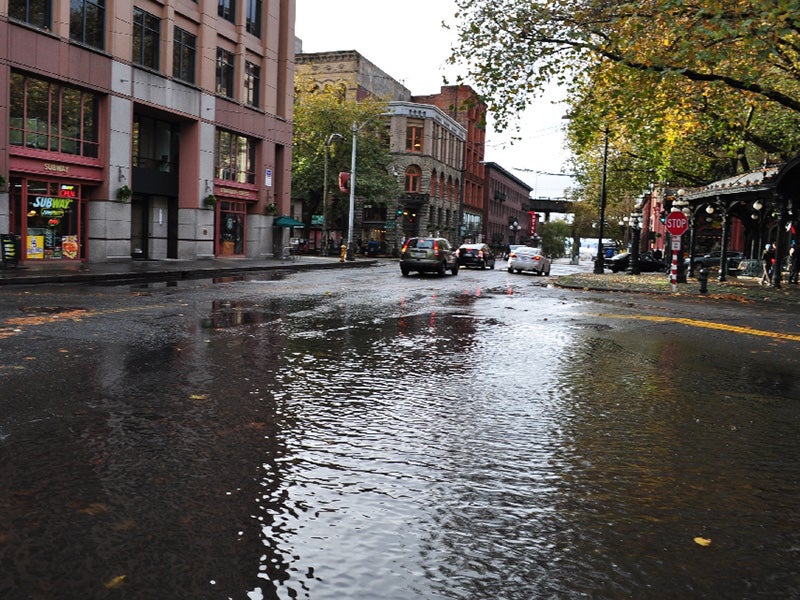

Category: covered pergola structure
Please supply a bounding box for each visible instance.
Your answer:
[676,158,800,287]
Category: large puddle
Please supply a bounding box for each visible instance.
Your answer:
[1,288,799,599]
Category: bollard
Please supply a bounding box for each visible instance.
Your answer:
[340,243,347,263]
[698,267,709,294]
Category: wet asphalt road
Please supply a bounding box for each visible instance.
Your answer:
[1,259,799,599]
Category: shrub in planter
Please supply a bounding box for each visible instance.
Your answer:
[204,194,217,208]
[116,184,132,202]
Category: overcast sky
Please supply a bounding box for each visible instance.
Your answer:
[294,0,574,199]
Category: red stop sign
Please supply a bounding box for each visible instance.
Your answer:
[665,210,689,236]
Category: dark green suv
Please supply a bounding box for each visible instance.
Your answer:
[399,237,459,276]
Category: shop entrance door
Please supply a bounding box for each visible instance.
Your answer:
[130,194,149,259]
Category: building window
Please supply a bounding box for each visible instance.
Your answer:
[9,72,99,158]
[132,8,160,69]
[133,114,179,171]
[244,61,260,108]
[9,0,51,29]
[245,0,261,35]
[218,0,234,23]
[405,165,421,193]
[173,27,196,84]
[216,48,234,98]
[406,122,423,152]
[215,129,256,184]
[69,0,104,49]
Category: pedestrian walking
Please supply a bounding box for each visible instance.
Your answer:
[761,243,775,285]
[788,242,799,284]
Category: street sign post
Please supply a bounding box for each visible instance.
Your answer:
[665,211,689,237]
[665,210,689,289]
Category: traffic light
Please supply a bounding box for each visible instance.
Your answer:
[659,210,667,224]
[396,208,403,216]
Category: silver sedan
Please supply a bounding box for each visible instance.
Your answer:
[507,247,552,275]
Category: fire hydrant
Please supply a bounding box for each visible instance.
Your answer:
[339,243,347,263]
[698,266,709,294]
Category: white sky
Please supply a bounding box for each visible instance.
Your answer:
[294,0,574,199]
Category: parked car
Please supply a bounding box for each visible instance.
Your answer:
[691,250,745,269]
[456,243,496,269]
[508,247,551,275]
[605,251,668,273]
[400,237,459,276]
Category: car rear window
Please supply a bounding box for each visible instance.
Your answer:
[415,239,433,249]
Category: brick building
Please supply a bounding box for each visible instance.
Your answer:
[483,162,534,248]
[1,0,294,264]
[412,85,487,242]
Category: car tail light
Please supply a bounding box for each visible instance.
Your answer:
[534,255,542,260]
[477,250,484,258]
[401,241,410,253]
[509,252,518,258]
[433,240,440,256]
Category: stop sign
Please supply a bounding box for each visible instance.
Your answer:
[665,210,689,236]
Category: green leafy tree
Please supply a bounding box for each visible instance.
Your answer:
[293,79,400,228]
[537,219,572,258]
[449,0,800,204]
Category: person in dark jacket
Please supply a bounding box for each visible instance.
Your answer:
[761,243,776,285]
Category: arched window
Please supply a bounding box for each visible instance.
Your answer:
[439,173,446,200]
[405,165,421,193]
[431,169,438,197]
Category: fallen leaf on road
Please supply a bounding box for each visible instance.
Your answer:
[104,574,127,589]
[694,536,712,547]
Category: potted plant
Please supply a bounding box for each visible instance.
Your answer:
[204,194,217,209]
[116,184,132,202]
[265,203,277,215]
[0,175,6,189]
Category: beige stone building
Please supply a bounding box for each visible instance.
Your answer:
[295,49,468,253]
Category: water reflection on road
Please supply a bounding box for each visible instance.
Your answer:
[1,271,799,599]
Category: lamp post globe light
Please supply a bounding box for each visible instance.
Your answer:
[509,219,521,245]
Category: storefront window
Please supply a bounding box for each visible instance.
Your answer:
[9,72,100,158]
[26,181,81,260]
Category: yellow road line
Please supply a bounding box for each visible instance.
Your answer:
[595,313,800,342]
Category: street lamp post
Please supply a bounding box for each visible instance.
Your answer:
[627,212,642,275]
[594,127,610,274]
[322,132,343,256]
[346,121,358,260]
[509,219,521,245]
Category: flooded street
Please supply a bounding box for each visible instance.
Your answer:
[1,261,799,599]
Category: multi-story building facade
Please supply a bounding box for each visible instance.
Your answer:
[294,50,472,253]
[412,85,486,243]
[1,0,294,265]
[483,162,533,248]
[388,101,465,250]
[294,49,411,104]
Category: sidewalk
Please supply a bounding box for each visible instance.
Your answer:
[555,271,800,305]
[0,255,377,286]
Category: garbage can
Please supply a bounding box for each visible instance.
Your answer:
[1,234,21,267]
